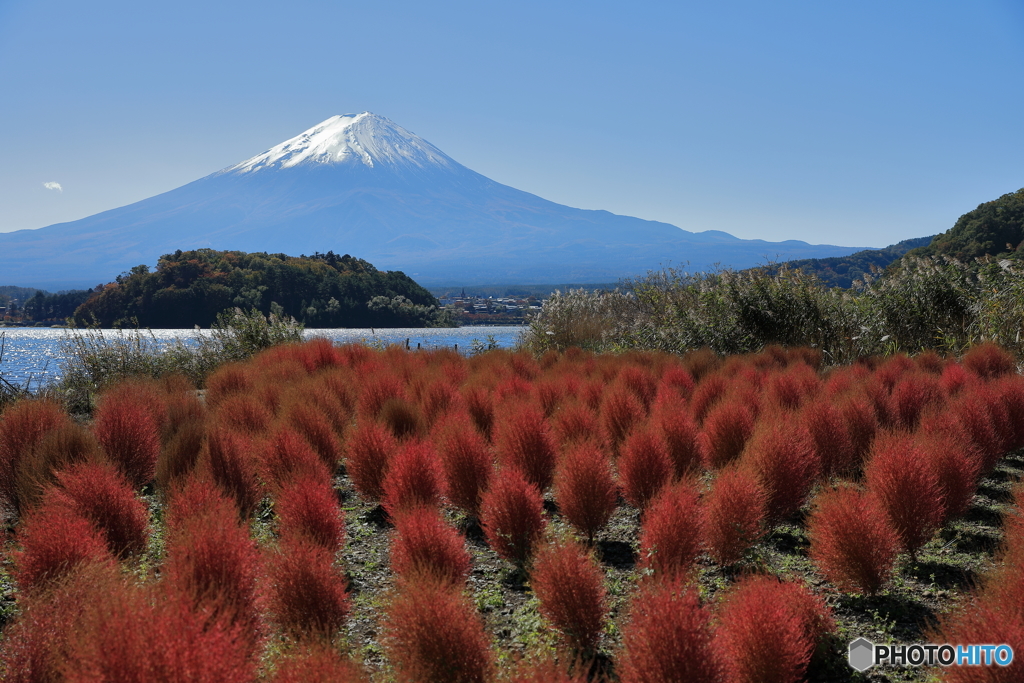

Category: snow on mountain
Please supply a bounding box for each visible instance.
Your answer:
[227,113,458,173]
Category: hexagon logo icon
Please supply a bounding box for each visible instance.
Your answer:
[849,638,875,672]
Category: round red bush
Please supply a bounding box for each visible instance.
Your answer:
[553,442,617,542]
[480,468,546,565]
[529,541,607,652]
[807,485,899,595]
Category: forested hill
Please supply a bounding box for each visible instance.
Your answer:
[782,235,935,288]
[907,188,1024,262]
[72,249,454,329]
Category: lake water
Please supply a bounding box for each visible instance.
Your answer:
[0,326,527,389]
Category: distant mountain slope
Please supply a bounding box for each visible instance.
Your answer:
[907,188,1024,262]
[0,286,46,301]
[0,113,868,290]
[784,236,935,288]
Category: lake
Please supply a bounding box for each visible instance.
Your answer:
[0,326,527,389]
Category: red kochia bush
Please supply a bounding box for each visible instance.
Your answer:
[1003,484,1024,567]
[493,403,557,492]
[0,566,86,682]
[156,417,206,492]
[617,366,659,409]
[433,415,493,517]
[551,402,601,447]
[215,392,275,435]
[928,603,1024,683]
[930,487,1024,680]
[14,504,113,591]
[699,397,754,469]
[864,434,944,555]
[838,393,877,467]
[164,475,235,534]
[689,373,728,424]
[599,385,645,451]
[941,361,971,396]
[807,485,899,595]
[739,419,818,522]
[716,575,833,683]
[681,347,722,381]
[529,541,607,652]
[162,379,205,440]
[46,460,150,558]
[659,364,696,400]
[267,538,350,641]
[618,428,673,511]
[290,338,343,373]
[553,442,618,542]
[948,385,1006,471]
[874,354,915,391]
[302,377,355,436]
[914,349,946,374]
[493,376,532,406]
[701,467,766,566]
[383,574,493,683]
[345,421,397,502]
[862,376,894,428]
[581,379,606,412]
[616,577,721,683]
[531,377,565,418]
[480,468,546,565]
[766,365,820,411]
[93,392,161,490]
[261,425,331,490]
[98,379,169,439]
[63,576,256,683]
[418,378,462,425]
[15,422,104,514]
[163,478,263,645]
[378,397,425,441]
[381,440,444,515]
[976,382,1014,460]
[916,431,980,524]
[996,376,1024,452]
[653,396,702,478]
[462,386,495,439]
[890,371,945,431]
[286,402,342,468]
[962,341,1017,380]
[638,480,702,579]
[802,400,855,477]
[0,399,70,516]
[356,373,405,419]
[390,506,472,585]
[204,362,254,409]
[271,645,368,683]
[206,426,262,518]
[276,473,344,552]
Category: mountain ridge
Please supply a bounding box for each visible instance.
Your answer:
[0,113,869,290]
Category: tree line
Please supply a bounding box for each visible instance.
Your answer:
[71,249,455,329]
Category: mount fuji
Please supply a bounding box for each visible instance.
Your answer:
[1,113,866,290]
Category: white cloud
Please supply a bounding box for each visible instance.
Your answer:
[43,181,62,192]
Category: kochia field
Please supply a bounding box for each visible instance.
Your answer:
[1,341,1022,682]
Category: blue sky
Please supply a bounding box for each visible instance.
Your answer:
[1,0,1022,248]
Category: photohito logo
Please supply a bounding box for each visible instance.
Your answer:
[848,638,1014,671]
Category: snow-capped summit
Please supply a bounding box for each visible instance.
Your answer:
[227,112,458,174]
